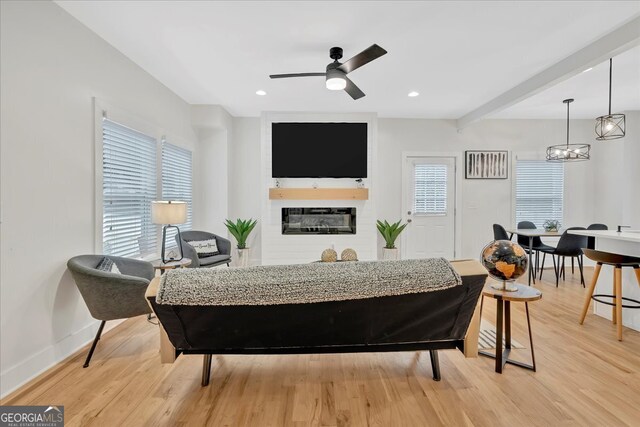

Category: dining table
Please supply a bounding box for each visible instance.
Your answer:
[505,228,562,286]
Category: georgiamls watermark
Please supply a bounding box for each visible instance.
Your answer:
[0,406,64,427]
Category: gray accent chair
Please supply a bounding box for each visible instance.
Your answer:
[177,231,232,268]
[67,255,154,367]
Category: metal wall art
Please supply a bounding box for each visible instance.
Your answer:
[465,151,508,179]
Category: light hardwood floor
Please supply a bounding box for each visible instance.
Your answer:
[3,267,640,426]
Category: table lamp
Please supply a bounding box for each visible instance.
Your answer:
[151,201,187,263]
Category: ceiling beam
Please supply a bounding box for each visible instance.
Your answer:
[456,15,640,130]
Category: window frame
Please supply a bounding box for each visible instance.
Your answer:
[512,153,565,229]
[94,99,194,260]
[161,139,194,249]
[412,163,449,216]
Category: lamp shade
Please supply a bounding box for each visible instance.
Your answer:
[151,201,187,225]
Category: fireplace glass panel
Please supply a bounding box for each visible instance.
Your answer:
[282,208,356,234]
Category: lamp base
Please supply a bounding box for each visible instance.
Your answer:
[490,281,518,292]
[161,224,184,264]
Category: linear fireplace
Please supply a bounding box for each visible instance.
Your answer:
[282,208,356,235]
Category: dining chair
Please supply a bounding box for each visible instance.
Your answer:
[586,223,608,250]
[517,221,554,276]
[492,224,511,241]
[538,227,588,287]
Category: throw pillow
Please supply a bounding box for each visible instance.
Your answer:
[188,238,220,258]
[96,257,122,274]
[110,262,121,274]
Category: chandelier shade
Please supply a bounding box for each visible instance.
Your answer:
[595,113,625,140]
[595,58,625,140]
[545,143,591,162]
[546,98,590,162]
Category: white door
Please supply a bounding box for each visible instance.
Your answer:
[403,157,456,260]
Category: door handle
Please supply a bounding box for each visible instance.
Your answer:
[407,211,412,215]
[407,219,412,223]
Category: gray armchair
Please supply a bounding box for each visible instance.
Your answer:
[67,255,154,367]
[177,231,232,268]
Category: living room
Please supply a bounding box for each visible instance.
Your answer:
[1,1,640,425]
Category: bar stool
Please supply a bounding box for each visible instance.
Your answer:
[579,248,640,341]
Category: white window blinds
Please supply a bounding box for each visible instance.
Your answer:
[414,164,448,215]
[162,141,193,247]
[516,160,564,228]
[102,119,158,257]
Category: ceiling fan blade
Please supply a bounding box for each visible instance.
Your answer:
[337,44,387,74]
[269,72,326,79]
[344,76,365,100]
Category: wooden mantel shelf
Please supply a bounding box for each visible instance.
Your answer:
[269,188,369,200]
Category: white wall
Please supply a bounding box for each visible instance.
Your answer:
[229,118,263,263]
[228,117,601,263]
[191,105,234,238]
[259,113,378,265]
[621,111,640,229]
[378,118,597,259]
[0,1,198,396]
[574,110,639,232]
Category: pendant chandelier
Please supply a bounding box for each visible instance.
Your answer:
[595,58,625,140]
[546,98,590,162]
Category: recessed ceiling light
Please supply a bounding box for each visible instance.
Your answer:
[256,90,267,96]
[408,91,419,97]
[582,67,593,73]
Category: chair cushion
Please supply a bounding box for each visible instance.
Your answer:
[95,257,121,274]
[187,238,220,258]
[198,254,231,267]
[532,243,555,251]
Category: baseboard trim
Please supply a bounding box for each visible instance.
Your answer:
[0,319,123,398]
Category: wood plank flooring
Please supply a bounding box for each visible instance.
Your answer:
[3,267,640,426]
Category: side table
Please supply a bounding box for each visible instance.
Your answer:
[148,258,192,322]
[151,258,192,275]
[479,283,542,373]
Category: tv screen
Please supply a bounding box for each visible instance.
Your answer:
[272,122,367,178]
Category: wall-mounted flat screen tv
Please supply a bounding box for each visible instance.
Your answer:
[272,122,367,178]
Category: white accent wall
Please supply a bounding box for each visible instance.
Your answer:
[0,1,198,396]
[259,113,378,265]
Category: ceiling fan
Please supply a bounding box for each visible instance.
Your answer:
[269,44,387,100]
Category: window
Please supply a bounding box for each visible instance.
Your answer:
[162,140,193,247]
[516,160,564,228]
[102,119,157,257]
[413,164,448,215]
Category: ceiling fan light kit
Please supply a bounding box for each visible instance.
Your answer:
[326,68,347,91]
[546,98,591,162]
[595,58,625,141]
[269,44,387,100]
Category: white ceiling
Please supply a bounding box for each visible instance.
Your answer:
[56,1,640,119]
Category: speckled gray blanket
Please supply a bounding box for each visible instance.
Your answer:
[156,258,462,306]
[156,258,461,306]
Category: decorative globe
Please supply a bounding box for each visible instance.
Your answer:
[341,248,358,261]
[321,248,338,262]
[481,240,528,289]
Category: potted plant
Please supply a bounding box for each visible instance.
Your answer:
[224,218,258,267]
[376,219,408,260]
[543,219,561,232]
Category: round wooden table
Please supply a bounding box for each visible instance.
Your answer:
[479,282,542,373]
[151,258,192,274]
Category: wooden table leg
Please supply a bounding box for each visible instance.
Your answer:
[505,301,511,350]
[528,236,534,286]
[495,298,504,373]
[525,302,536,372]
